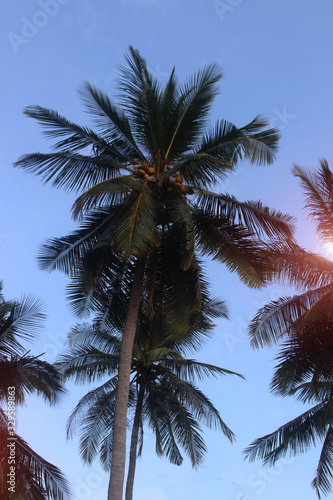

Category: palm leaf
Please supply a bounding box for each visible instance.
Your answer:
[195,190,295,239]
[312,425,333,498]
[244,401,329,464]
[249,284,333,348]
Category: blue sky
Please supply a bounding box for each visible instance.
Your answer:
[1,1,333,499]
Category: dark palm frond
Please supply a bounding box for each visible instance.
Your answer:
[15,152,123,193]
[117,46,162,154]
[164,64,223,160]
[0,354,64,405]
[65,323,120,352]
[164,189,196,269]
[161,357,244,382]
[156,371,235,441]
[79,82,145,160]
[244,400,329,465]
[0,294,45,360]
[38,207,121,274]
[78,388,117,465]
[293,160,333,241]
[146,382,207,467]
[271,324,333,396]
[264,242,333,290]
[56,345,119,383]
[65,378,118,440]
[71,175,142,219]
[195,115,280,168]
[292,382,333,405]
[195,190,295,240]
[193,210,271,289]
[0,411,71,500]
[249,283,333,349]
[312,425,333,498]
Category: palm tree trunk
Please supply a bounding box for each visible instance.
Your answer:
[108,260,145,500]
[125,372,146,500]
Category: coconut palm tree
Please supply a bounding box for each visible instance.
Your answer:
[15,47,296,499]
[249,160,333,350]
[56,273,241,500]
[0,282,71,499]
[245,160,333,497]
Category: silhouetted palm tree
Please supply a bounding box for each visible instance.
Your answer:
[0,283,71,499]
[246,160,333,497]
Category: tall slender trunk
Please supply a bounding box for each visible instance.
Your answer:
[125,372,146,500]
[108,260,145,500]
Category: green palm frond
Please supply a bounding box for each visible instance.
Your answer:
[196,115,280,167]
[15,152,123,193]
[110,185,160,258]
[71,175,142,219]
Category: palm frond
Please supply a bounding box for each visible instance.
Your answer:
[56,345,119,383]
[0,354,64,405]
[312,425,333,498]
[79,82,145,160]
[249,284,333,348]
[0,414,71,500]
[15,152,123,193]
[244,401,329,464]
[195,190,295,240]
[165,64,223,160]
[194,210,270,288]
[71,174,141,219]
[65,378,118,440]
[38,207,120,273]
[0,295,45,356]
[110,185,159,258]
[117,46,162,154]
[293,160,333,241]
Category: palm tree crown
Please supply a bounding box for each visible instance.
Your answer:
[56,273,241,500]
[246,160,333,498]
[0,282,71,500]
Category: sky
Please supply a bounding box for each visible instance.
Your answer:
[1,0,333,499]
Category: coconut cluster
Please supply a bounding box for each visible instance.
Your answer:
[132,161,193,197]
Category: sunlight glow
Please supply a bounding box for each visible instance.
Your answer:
[322,242,333,259]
